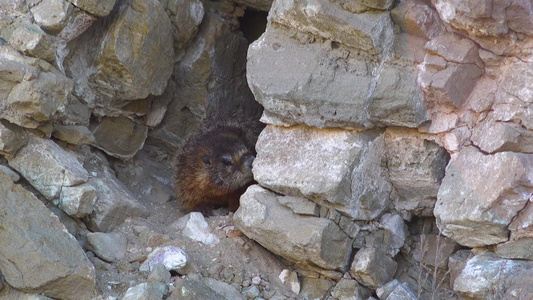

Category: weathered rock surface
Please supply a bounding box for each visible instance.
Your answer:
[253,125,392,220]
[0,170,96,299]
[454,252,533,300]
[350,246,398,290]
[384,127,449,218]
[234,185,352,274]
[435,147,533,247]
[87,232,128,263]
[0,45,73,128]
[84,152,148,232]
[65,0,174,112]
[8,137,89,200]
[169,274,244,300]
[247,26,427,129]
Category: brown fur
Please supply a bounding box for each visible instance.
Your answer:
[173,124,260,214]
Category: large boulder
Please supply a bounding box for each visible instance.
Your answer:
[234,185,352,275]
[0,170,96,299]
[434,147,533,247]
[253,125,393,220]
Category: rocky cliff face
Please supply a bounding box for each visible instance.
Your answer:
[0,0,532,299]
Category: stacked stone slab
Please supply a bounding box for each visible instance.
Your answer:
[236,0,533,299]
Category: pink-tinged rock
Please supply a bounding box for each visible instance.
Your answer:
[506,0,533,36]
[434,146,533,247]
[391,1,444,39]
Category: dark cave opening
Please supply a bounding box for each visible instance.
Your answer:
[238,9,269,44]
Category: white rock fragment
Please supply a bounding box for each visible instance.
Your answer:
[140,246,187,272]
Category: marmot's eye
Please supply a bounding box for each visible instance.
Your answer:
[221,155,233,166]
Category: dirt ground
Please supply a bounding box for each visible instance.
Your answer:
[91,197,300,299]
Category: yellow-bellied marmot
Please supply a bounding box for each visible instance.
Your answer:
[173,120,263,214]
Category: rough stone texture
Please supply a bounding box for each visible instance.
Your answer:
[0,119,28,156]
[0,45,74,129]
[8,137,89,200]
[454,252,533,300]
[384,127,449,218]
[65,0,174,111]
[167,0,204,51]
[331,278,371,300]
[66,0,116,17]
[149,11,262,150]
[269,0,394,55]
[434,147,533,247]
[30,0,74,34]
[419,33,484,110]
[84,153,148,232]
[169,274,244,300]
[496,238,533,261]
[0,170,96,299]
[7,23,55,62]
[234,185,352,274]
[92,116,148,159]
[350,246,398,290]
[59,183,98,218]
[173,212,220,245]
[299,277,334,300]
[253,125,392,220]
[247,26,427,129]
[87,232,128,263]
[53,124,95,145]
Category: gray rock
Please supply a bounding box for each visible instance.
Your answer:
[412,234,460,270]
[87,232,127,263]
[496,238,533,261]
[454,252,533,300]
[377,214,408,256]
[247,27,426,129]
[385,127,449,218]
[241,285,260,299]
[277,195,319,216]
[0,46,73,128]
[448,250,471,289]
[147,263,171,296]
[92,116,148,159]
[279,269,300,294]
[0,170,95,299]
[167,0,204,51]
[269,0,393,55]
[65,0,173,111]
[121,283,160,300]
[66,0,116,17]
[59,183,98,218]
[84,153,148,232]
[30,0,74,34]
[168,274,245,300]
[140,246,187,273]
[234,185,352,273]
[350,247,397,289]
[172,212,220,245]
[391,1,443,39]
[434,147,533,247]
[0,164,20,182]
[149,12,260,149]
[8,23,55,63]
[52,124,95,145]
[253,125,392,220]
[331,278,371,300]
[299,277,334,300]
[8,137,89,200]
[0,119,28,156]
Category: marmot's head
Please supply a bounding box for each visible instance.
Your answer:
[199,126,255,191]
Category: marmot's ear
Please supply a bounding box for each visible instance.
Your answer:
[201,154,211,165]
